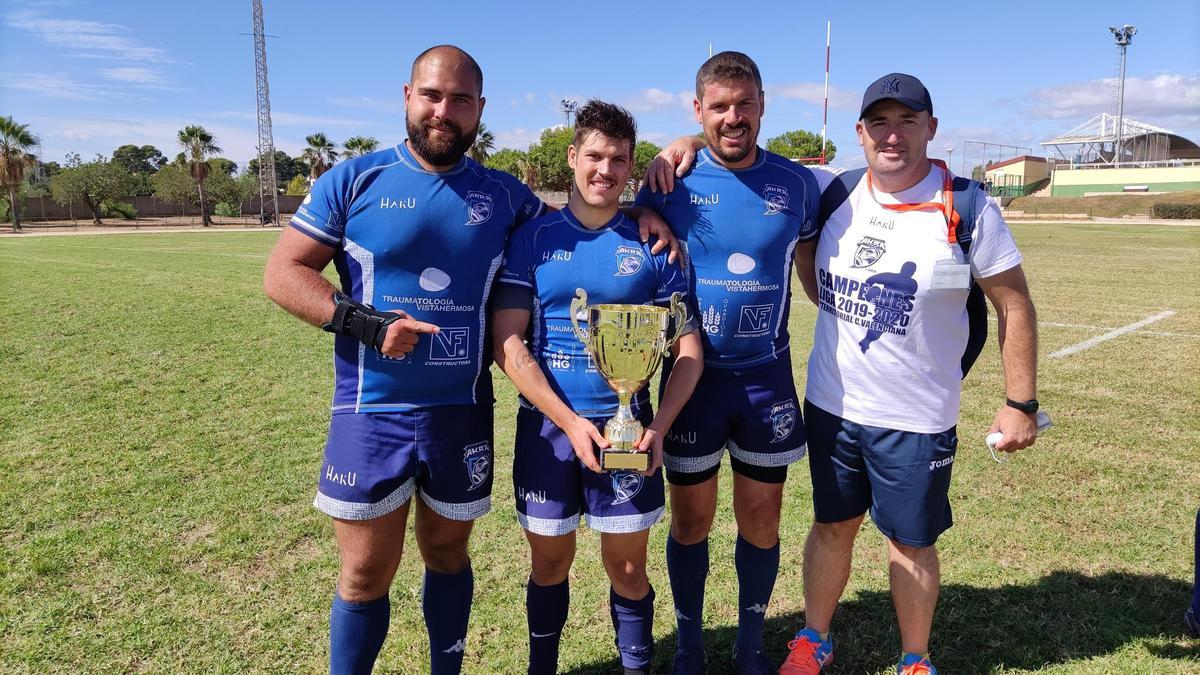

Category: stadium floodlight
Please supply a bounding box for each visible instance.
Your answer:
[1109,24,1136,164]
[559,99,578,128]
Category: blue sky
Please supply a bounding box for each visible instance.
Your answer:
[1,0,1197,172]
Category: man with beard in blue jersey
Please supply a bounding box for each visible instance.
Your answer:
[492,100,704,675]
[633,52,829,674]
[263,46,678,675]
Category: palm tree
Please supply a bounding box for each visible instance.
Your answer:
[342,136,380,159]
[177,125,220,226]
[469,123,495,163]
[302,133,339,180]
[0,116,39,232]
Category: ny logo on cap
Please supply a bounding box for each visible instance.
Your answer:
[881,77,901,94]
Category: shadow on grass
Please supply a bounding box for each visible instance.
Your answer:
[564,571,1195,674]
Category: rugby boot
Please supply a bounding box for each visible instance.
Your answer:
[777,628,833,674]
[670,650,707,674]
[896,653,938,675]
[731,645,775,674]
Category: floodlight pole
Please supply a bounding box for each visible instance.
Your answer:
[559,99,578,128]
[1109,24,1136,165]
[252,0,280,226]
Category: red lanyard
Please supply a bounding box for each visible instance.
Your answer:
[866,159,959,244]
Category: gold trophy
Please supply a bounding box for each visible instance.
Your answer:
[570,288,688,471]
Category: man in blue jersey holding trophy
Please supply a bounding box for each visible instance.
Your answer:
[263,46,677,675]
[634,52,827,674]
[493,100,704,675]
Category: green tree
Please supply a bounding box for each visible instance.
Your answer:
[209,158,237,176]
[50,153,135,224]
[526,126,573,192]
[342,136,380,158]
[484,148,526,180]
[632,141,661,190]
[111,144,166,175]
[151,163,196,215]
[302,132,338,180]
[469,123,495,163]
[285,174,309,196]
[0,115,39,231]
[177,125,221,225]
[247,150,309,186]
[765,129,836,163]
[208,171,257,216]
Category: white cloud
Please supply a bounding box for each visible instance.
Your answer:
[99,67,172,87]
[5,11,172,63]
[622,88,692,112]
[0,71,108,100]
[328,96,405,114]
[525,92,536,104]
[494,127,540,151]
[1025,73,1200,127]
[770,82,857,109]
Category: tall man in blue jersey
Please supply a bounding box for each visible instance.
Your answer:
[493,100,704,675]
[263,46,677,675]
[634,52,824,675]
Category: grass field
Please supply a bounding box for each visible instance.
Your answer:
[1,222,1198,674]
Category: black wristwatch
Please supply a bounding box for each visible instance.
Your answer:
[1005,397,1039,414]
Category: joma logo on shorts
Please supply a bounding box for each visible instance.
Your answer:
[929,456,954,471]
[325,465,357,487]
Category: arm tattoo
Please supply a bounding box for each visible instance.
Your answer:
[513,347,538,372]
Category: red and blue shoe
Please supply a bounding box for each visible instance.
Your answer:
[778,628,833,674]
[896,653,938,675]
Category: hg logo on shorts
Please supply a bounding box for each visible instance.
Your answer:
[463,442,491,491]
[611,472,643,505]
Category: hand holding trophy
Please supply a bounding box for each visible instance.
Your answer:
[570,288,688,471]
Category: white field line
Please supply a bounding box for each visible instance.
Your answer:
[1049,310,1178,358]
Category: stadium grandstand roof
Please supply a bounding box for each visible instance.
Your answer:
[1041,113,1170,146]
[1041,113,1200,162]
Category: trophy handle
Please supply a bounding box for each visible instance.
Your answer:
[570,288,589,344]
[665,292,688,349]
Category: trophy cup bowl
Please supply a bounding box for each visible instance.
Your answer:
[570,288,688,471]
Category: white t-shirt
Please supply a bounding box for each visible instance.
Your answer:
[805,164,1022,433]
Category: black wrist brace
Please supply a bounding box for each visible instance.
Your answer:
[321,292,400,352]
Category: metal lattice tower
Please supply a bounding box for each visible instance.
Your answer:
[252,0,279,226]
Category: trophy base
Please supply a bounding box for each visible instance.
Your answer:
[601,450,649,472]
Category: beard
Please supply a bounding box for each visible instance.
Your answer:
[706,122,756,165]
[406,114,477,166]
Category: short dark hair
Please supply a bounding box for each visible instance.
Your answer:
[411,44,483,95]
[695,51,762,99]
[572,99,637,151]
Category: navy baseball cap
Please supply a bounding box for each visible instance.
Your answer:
[859,73,933,119]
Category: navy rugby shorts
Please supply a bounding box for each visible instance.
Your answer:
[314,402,494,522]
[512,406,664,536]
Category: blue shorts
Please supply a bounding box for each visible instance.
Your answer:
[805,400,957,547]
[314,403,494,522]
[513,406,665,536]
[661,355,806,484]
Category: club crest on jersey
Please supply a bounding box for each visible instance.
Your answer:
[463,442,491,491]
[614,246,645,277]
[611,472,643,505]
[852,236,887,268]
[769,400,797,443]
[762,184,789,215]
[465,190,493,225]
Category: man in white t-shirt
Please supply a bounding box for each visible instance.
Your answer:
[779,73,1040,675]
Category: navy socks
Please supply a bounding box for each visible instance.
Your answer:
[526,577,569,674]
[609,585,655,671]
[329,593,390,675]
[666,535,709,656]
[423,565,474,675]
[734,534,780,655]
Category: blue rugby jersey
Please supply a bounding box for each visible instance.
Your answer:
[635,147,821,369]
[290,142,544,413]
[495,208,691,417]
